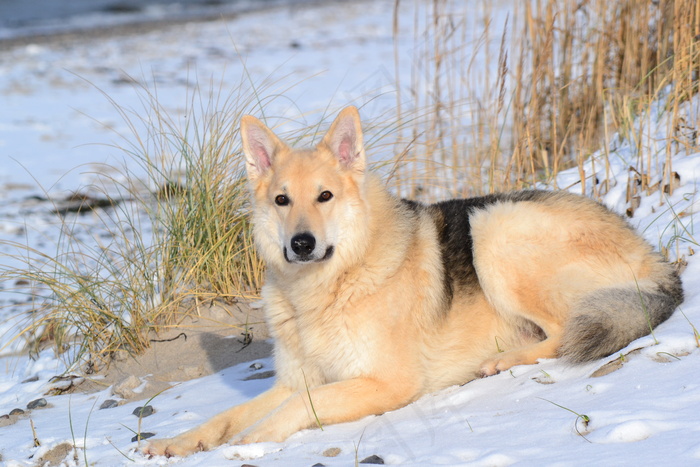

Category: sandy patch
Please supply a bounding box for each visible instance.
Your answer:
[75,299,272,404]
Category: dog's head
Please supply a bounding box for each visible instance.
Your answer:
[241,106,368,269]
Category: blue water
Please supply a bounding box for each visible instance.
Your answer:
[0,0,312,40]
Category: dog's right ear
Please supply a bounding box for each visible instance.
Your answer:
[240,115,284,181]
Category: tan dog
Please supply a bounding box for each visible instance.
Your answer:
[145,106,683,457]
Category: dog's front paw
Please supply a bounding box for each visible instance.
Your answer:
[142,435,208,458]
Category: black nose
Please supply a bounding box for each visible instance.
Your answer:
[291,232,316,256]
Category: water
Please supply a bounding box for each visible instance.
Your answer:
[0,0,311,40]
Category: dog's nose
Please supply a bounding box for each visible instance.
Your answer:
[291,233,316,256]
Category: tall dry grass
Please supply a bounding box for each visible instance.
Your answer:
[109,79,265,304]
[389,0,700,200]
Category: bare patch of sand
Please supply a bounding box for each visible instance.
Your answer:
[75,299,272,403]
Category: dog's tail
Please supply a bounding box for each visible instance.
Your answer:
[560,266,684,362]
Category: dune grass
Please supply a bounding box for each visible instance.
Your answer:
[0,75,271,368]
[1,0,699,368]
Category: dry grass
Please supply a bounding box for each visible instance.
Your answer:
[0,75,274,368]
[108,77,266,303]
[388,0,700,200]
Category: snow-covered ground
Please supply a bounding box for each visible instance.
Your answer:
[1,0,699,465]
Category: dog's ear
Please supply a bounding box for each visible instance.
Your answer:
[240,115,285,181]
[321,106,365,173]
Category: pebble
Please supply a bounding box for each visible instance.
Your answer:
[322,447,341,457]
[132,405,155,417]
[243,370,275,381]
[360,455,385,465]
[131,432,155,442]
[9,408,24,416]
[27,398,47,410]
[100,399,119,410]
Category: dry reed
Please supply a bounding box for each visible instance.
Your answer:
[389,0,700,199]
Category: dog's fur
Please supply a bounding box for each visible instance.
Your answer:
[145,106,683,457]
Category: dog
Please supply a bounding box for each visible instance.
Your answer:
[145,106,683,457]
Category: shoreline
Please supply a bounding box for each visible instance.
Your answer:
[0,0,350,49]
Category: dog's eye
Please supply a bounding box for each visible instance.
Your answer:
[318,191,333,203]
[275,194,290,206]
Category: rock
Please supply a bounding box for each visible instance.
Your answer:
[46,375,84,394]
[99,399,119,410]
[52,192,122,216]
[9,408,24,416]
[360,455,385,464]
[249,362,263,370]
[243,370,275,381]
[112,375,141,399]
[132,405,155,418]
[591,349,641,378]
[322,447,341,457]
[131,432,155,442]
[532,374,555,384]
[27,398,47,410]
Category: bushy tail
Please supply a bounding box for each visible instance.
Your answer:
[560,270,684,362]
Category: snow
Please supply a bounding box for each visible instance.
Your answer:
[1,0,699,465]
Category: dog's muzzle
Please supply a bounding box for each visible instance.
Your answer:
[284,232,334,263]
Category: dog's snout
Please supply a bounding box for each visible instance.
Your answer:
[291,232,316,256]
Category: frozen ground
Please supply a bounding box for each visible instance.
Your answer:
[0,0,699,465]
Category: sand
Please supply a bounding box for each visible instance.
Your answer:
[74,299,272,404]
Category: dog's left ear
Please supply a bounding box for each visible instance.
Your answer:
[240,115,285,181]
[321,106,365,173]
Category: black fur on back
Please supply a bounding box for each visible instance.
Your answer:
[422,190,557,306]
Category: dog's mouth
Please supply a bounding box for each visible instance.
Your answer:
[283,245,334,264]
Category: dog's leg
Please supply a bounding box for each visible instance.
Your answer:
[479,321,563,376]
[231,376,415,445]
[470,202,575,377]
[144,384,293,457]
